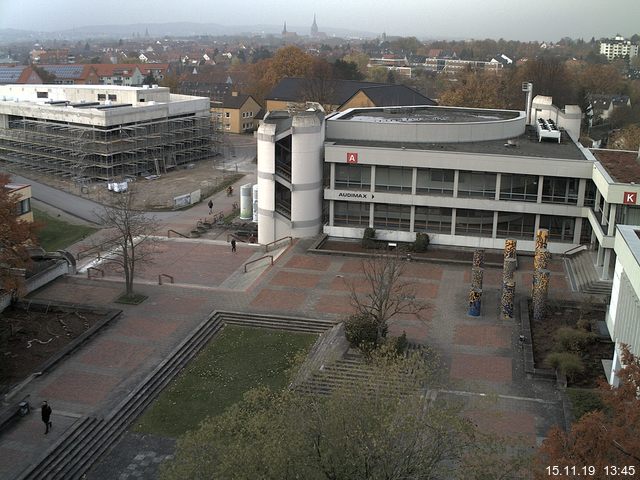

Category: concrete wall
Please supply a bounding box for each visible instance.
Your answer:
[327,107,526,143]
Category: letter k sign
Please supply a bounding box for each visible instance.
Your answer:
[623,191,637,205]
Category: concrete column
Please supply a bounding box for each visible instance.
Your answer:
[602,200,610,227]
[369,203,374,228]
[450,208,457,236]
[495,173,502,201]
[453,170,460,197]
[411,167,417,195]
[329,200,334,227]
[537,175,544,203]
[330,162,335,189]
[596,244,604,267]
[534,214,540,239]
[608,204,617,236]
[577,178,586,207]
[492,211,498,238]
[594,189,601,211]
[573,217,582,244]
[370,165,376,193]
[602,248,612,280]
[410,205,415,232]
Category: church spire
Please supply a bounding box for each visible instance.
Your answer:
[311,14,318,36]
[282,21,287,35]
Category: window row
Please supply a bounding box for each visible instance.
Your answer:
[333,164,585,205]
[332,201,576,242]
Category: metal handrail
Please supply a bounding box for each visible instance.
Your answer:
[76,237,119,260]
[264,236,292,252]
[167,229,188,238]
[87,267,104,279]
[244,255,273,273]
[562,244,587,258]
[158,274,174,285]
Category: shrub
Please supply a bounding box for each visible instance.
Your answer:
[412,233,430,253]
[566,388,604,420]
[545,352,585,380]
[388,331,409,355]
[344,313,379,351]
[554,327,597,354]
[362,227,376,249]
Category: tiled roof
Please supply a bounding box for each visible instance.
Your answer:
[266,77,388,105]
[0,66,26,83]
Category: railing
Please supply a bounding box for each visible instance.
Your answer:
[264,236,293,253]
[562,244,587,259]
[167,229,188,238]
[87,267,104,279]
[158,274,174,285]
[76,237,118,260]
[244,255,273,273]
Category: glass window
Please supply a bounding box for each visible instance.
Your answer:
[455,209,494,237]
[500,174,538,202]
[16,198,31,215]
[542,177,578,204]
[415,206,452,233]
[375,166,413,193]
[416,168,454,196]
[457,171,497,198]
[496,212,535,240]
[334,201,370,227]
[539,215,575,243]
[583,180,596,207]
[335,164,371,191]
[373,203,411,231]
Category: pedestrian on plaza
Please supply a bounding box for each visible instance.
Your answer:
[208,199,213,215]
[231,238,236,253]
[41,401,52,434]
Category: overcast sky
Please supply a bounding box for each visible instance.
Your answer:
[1,0,638,42]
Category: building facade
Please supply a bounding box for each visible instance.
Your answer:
[599,35,639,60]
[606,225,640,385]
[0,84,213,181]
[257,102,640,283]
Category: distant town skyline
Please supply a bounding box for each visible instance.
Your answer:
[1,0,639,42]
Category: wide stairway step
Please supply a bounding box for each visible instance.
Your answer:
[17,311,336,480]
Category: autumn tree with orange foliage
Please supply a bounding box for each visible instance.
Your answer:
[247,46,315,103]
[0,173,37,294]
[534,345,640,478]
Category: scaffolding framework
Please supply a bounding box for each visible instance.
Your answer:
[0,112,218,182]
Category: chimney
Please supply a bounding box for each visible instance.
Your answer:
[232,91,238,97]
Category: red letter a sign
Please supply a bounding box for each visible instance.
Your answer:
[346,152,358,164]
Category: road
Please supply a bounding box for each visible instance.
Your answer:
[9,173,182,225]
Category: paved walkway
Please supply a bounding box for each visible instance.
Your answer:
[0,183,576,478]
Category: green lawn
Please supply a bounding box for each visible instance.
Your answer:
[33,208,97,251]
[133,326,317,438]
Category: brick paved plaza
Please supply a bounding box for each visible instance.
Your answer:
[0,197,575,478]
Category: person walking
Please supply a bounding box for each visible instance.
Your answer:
[231,238,236,254]
[208,199,213,215]
[41,401,52,434]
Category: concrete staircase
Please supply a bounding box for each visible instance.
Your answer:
[564,250,613,296]
[294,344,427,397]
[16,311,334,480]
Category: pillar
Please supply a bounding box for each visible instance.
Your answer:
[535,229,549,251]
[501,280,515,319]
[532,269,550,321]
[471,267,484,291]
[472,249,485,268]
[468,288,482,317]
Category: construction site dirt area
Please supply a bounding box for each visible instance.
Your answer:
[0,305,105,391]
[4,159,238,210]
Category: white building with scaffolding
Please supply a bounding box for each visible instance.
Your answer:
[0,84,216,182]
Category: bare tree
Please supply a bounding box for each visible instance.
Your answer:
[95,189,158,298]
[348,252,428,341]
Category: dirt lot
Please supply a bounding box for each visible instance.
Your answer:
[5,158,238,210]
[0,305,106,391]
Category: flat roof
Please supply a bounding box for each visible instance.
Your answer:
[334,105,520,124]
[590,149,640,184]
[328,129,587,160]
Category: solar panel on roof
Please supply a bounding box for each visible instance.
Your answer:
[41,65,83,78]
[0,67,24,83]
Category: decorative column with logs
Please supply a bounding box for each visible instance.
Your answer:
[501,239,517,319]
[468,249,485,316]
[532,229,551,321]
